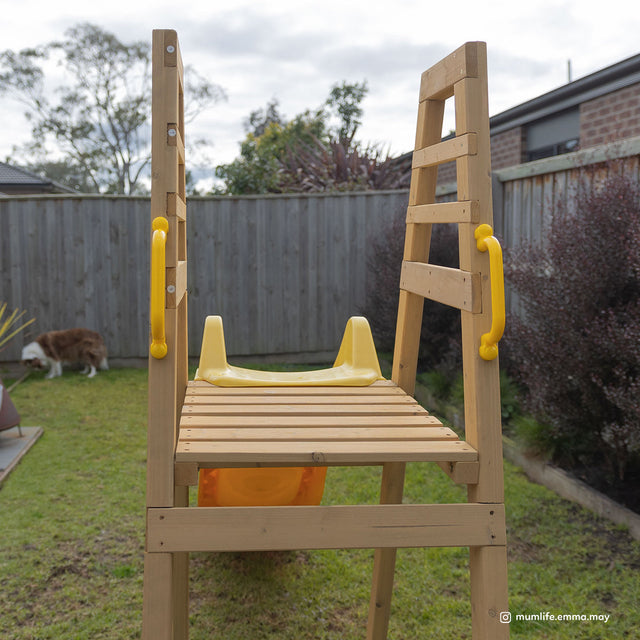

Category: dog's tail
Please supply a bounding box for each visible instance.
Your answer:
[100,358,109,371]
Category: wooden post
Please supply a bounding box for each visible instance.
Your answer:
[454,49,504,505]
[142,553,174,639]
[143,29,189,640]
[452,43,509,639]
[366,462,405,640]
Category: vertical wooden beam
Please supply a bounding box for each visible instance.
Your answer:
[147,312,179,507]
[391,99,445,395]
[147,28,188,505]
[453,44,505,505]
[469,546,509,639]
[148,28,184,508]
[142,553,174,640]
[145,29,190,640]
[454,43,509,640]
[172,485,190,640]
[366,462,406,640]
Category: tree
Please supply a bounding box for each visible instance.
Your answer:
[0,23,225,194]
[325,80,368,149]
[214,81,408,195]
[244,98,284,137]
[214,104,327,194]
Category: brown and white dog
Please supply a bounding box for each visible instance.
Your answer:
[22,329,109,379]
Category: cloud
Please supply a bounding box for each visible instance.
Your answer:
[489,50,551,80]
[317,41,451,81]
[186,12,327,61]
[183,9,451,89]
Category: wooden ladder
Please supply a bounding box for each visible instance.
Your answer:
[390,40,509,638]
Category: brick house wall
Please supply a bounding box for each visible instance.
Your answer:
[490,128,525,170]
[580,83,640,147]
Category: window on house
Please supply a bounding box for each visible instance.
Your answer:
[526,108,580,162]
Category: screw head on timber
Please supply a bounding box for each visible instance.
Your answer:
[167,285,176,294]
[166,45,175,53]
[168,128,177,137]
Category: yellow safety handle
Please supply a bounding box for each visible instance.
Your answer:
[474,224,505,361]
[150,217,169,359]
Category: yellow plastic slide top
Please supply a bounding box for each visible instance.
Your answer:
[195,315,383,387]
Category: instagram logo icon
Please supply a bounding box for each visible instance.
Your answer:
[500,611,511,624]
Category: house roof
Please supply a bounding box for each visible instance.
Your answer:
[490,51,640,134]
[0,162,76,194]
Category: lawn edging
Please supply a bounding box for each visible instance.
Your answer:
[414,381,640,540]
[502,436,640,540]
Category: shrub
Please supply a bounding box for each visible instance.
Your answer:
[504,172,640,481]
[362,207,461,374]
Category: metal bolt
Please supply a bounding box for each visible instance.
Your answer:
[168,128,177,137]
[167,285,176,294]
[166,45,175,53]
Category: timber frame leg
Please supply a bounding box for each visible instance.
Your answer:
[469,545,509,638]
[172,552,189,640]
[142,553,175,639]
[142,550,189,640]
[367,462,406,639]
[172,486,190,640]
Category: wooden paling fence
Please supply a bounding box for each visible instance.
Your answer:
[492,136,640,312]
[1,137,638,362]
[0,191,409,361]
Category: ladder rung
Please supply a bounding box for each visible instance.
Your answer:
[162,30,184,82]
[166,260,187,308]
[419,41,481,101]
[400,261,481,312]
[167,193,186,221]
[167,124,185,163]
[412,133,476,170]
[407,201,479,224]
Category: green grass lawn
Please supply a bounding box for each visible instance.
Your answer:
[1,367,639,638]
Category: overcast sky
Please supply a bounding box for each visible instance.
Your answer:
[2,0,639,187]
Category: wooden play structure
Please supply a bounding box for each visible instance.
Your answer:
[143,30,509,639]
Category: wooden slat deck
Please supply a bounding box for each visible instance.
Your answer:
[175,380,477,467]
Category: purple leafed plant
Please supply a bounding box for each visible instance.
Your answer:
[504,171,640,482]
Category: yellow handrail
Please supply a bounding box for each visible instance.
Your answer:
[150,216,169,359]
[474,224,505,361]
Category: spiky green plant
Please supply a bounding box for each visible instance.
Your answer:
[0,303,35,351]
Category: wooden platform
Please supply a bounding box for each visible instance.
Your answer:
[175,380,477,469]
[0,426,43,485]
